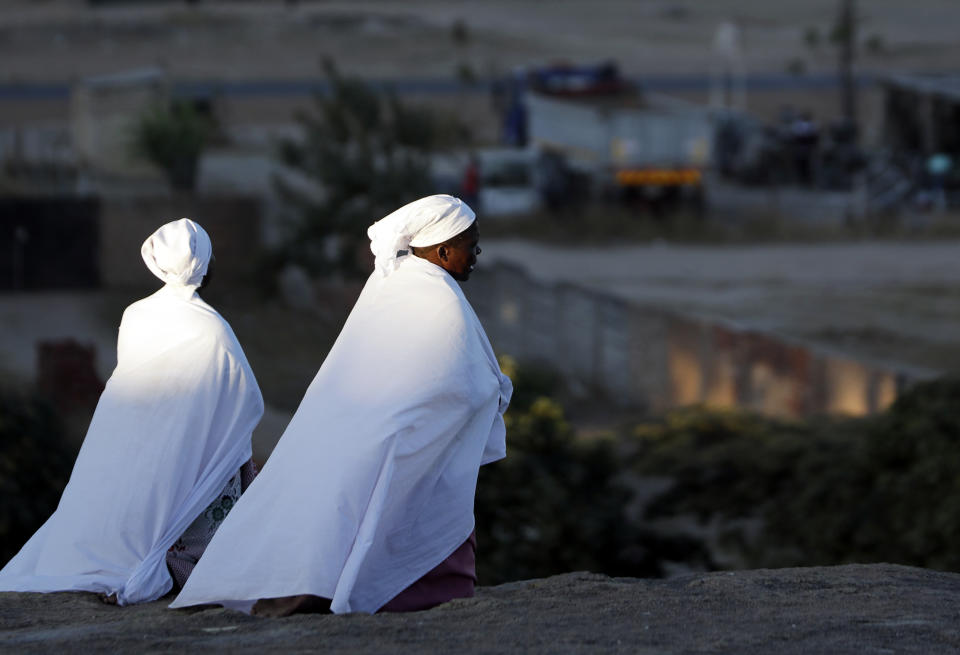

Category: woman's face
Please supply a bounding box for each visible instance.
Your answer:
[441,223,481,282]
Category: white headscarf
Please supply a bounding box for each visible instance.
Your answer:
[367,194,476,277]
[141,218,212,288]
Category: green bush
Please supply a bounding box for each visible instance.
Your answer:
[476,397,647,583]
[851,378,960,570]
[479,363,960,581]
[627,378,960,572]
[0,389,75,564]
[475,358,710,584]
[628,405,868,568]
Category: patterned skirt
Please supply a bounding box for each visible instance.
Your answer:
[166,459,256,589]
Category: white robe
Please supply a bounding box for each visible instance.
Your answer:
[170,255,511,614]
[0,285,263,605]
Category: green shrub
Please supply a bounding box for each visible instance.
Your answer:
[476,397,645,583]
[496,354,562,413]
[628,405,868,568]
[627,378,960,572]
[481,358,960,581]
[855,378,960,569]
[475,357,710,583]
[0,389,75,564]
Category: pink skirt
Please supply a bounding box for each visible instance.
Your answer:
[250,531,478,616]
[378,531,477,613]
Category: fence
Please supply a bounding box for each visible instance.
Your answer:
[467,262,932,418]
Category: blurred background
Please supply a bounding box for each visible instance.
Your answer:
[4,0,960,585]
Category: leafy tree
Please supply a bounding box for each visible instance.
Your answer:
[132,99,217,191]
[275,60,469,276]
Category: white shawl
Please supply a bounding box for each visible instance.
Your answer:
[171,254,511,614]
[0,220,263,605]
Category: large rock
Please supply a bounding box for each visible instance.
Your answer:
[2,564,959,653]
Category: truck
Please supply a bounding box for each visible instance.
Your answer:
[518,62,713,214]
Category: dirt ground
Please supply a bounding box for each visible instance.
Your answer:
[2,564,959,653]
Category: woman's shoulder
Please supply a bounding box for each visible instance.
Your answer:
[394,256,465,301]
[121,288,233,342]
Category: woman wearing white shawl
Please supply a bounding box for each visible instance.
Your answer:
[0,218,264,605]
[171,195,512,615]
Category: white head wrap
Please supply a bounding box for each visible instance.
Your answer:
[367,195,476,277]
[141,218,212,288]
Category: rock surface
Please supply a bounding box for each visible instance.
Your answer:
[3,564,960,653]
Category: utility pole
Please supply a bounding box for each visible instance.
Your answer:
[837,0,857,129]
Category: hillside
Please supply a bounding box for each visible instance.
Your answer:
[3,564,959,653]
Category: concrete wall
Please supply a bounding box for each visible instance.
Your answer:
[467,263,926,418]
